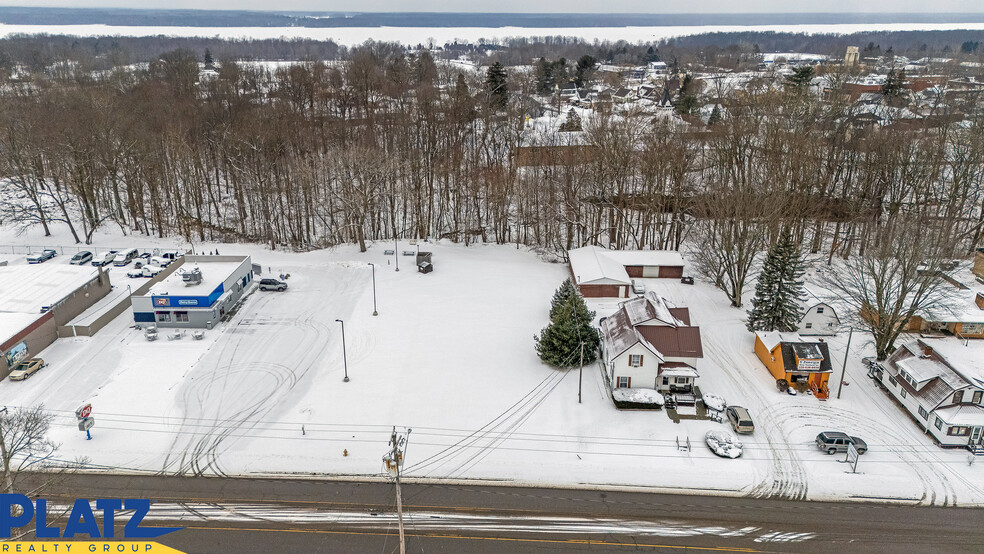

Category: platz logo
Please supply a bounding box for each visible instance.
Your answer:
[1,494,182,539]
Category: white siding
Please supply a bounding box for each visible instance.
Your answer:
[609,343,660,390]
[799,304,839,336]
[877,372,971,447]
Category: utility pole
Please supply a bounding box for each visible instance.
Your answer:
[578,341,584,404]
[384,427,410,554]
[336,319,349,382]
[837,326,854,399]
[368,263,378,316]
[394,237,400,272]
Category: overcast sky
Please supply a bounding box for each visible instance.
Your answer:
[2,1,983,13]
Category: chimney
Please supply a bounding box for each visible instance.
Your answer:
[923,345,934,357]
[977,292,984,310]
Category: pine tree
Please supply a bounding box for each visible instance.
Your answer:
[203,48,214,69]
[707,104,722,126]
[746,232,806,333]
[536,292,600,368]
[559,108,582,132]
[549,278,579,319]
[485,62,508,110]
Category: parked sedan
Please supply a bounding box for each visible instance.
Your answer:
[70,251,93,265]
[259,278,288,292]
[8,358,46,381]
[705,430,743,459]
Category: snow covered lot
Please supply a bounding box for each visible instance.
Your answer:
[0,226,982,505]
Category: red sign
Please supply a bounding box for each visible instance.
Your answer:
[76,404,92,419]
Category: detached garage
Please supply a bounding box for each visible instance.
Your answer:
[567,246,686,298]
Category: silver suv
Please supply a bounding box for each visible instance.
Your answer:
[816,431,867,455]
[259,278,287,292]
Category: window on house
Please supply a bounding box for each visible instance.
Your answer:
[675,377,689,384]
[900,389,907,399]
[156,311,171,322]
[954,390,964,404]
[174,311,189,322]
[948,426,970,436]
[935,416,943,430]
[805,323,813,329]
[629,355,643,367]
[918,406,929,419]
[973,391,983,405]
[662,377,669,385]
[888,375,897,387]
[617,376,630,388]
[816,307,824,314]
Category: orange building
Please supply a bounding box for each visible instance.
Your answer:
[753,331,833,400]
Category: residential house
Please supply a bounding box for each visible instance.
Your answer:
[600,292,704,393]
[754,331,833,399]
[907,255,984,339]
[567,246,686,298]
[875,338,984,451]
[799,302,840,336]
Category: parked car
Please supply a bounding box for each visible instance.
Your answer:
[126,268,146,278]
[133,253,153,268]
[160,250,181,261]
[142,265,163,277]
[70,251,93,265]
[92,251,118,267]
[8,358,46,381]
[725,406,755,434]
[816,431,867,455]
[26,249,57,264]
[150,255,171,267]
[631,279,645,294]
[259,278,288,292]
[705,430,743,458]
[113,248,139,267]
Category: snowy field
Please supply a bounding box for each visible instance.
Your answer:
[0,224,983,506]
[2,22,984,45]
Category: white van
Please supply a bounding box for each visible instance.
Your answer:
[113,248,139,267]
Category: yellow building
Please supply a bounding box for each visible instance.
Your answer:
[754,331,833,399]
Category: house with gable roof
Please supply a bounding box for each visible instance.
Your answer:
[753,331,833,399]
[875,338,984,452]
[567,245,685,298]
[600,291,704,393]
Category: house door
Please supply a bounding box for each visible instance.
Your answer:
[972,426,983,446]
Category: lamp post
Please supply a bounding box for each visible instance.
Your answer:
[336,319,349,382]
[368,263,378,316]
[394,237,399,272]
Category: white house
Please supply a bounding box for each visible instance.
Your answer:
[600,292,703,394]
[798,302,840,335]
[875,338,984,452]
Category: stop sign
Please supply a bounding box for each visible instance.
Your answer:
[76,404,92,420]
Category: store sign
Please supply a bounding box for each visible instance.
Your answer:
[154,297,170,307]
[797,358,821,371]
[178,299,199,306]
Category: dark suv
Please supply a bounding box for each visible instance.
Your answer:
[816,431,867,455]
[259,278,288,292]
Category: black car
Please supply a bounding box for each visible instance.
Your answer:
[259,278,288,292]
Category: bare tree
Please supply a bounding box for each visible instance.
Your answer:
[823,218,957,360]
[0,406,58,495]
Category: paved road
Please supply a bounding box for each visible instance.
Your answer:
[23,473,984,553]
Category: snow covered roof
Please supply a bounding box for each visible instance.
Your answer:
[568,246,632,286]
[148,261,243,297]
[0,262,102,344]
[755,331,805,353]
[602,295,703,361]
[934,404,984,426]
[622,292,686,327]
[924,339,984,389]
[659,364,699,378]
[567,246,685,286]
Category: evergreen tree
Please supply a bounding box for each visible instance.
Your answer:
[485,62,508,110]
[707,104,722,126]
[882,68,906,97]
[536,291,600,368]
[746,232,806,333]
[785,66,814,93]
[573,54,596,87]
[559,108,582,132]
[534,57,552,95]
[203,48,214,69]
[549,278,579,319]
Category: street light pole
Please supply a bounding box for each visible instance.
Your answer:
[368,263,378,316]
[837,326,854,399]
[394,237,399,272]
[336,319,349,382]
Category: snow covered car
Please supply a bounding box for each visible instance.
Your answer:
[27,249,57,264]
[142,265,163,277]
[92,251,118,267]
[8,358,46,381]
[705,430,743,459]
[702,393,727,412]
[127,268,146,278]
